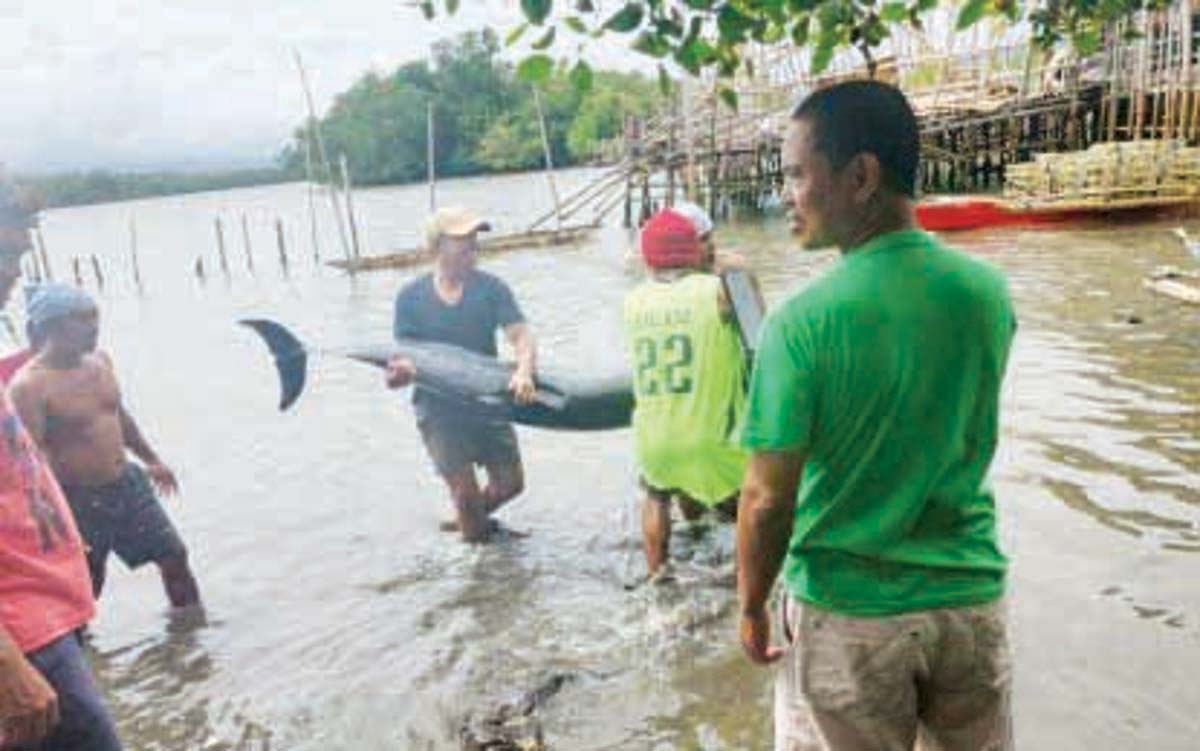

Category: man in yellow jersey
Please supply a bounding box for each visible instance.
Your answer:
[624,207,749,576]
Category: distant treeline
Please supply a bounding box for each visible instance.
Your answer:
[279,29,663,185]
[23,30,662,209]
[20,167,290,209]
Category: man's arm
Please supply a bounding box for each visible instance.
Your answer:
[386,288,418,389]
[119,404,179,496]
[0,625,59,746]
[503,322,537,404]
[737,449,805,665]
[97,353,178,496]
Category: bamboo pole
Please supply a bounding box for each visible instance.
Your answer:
[1150,12,1166,140]
[427,100,437,212]
[241,213,255,274]
[1135,11,1150,140]
[23,253,40,284]
[33,226,52,281]
[129,214,143,293]
[194,256,205,282]
[339,153,362,260]
[214,216,230,276]
[275,218,290,274]
[303,120,321,263]
[1176,0,1185,139]
[531,87,563,231]
[293,49,353,263]
[90,254,104,291]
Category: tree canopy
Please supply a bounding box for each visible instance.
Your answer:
[279,30,662,184]
[420,0,1172,107]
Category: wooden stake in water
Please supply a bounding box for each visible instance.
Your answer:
[214,216,230,276]
[129,214,143,294]
[90,254,105,291]
[275,218,290,275]
[241,213,255,274]
[339,153,362,260]
[194,255,206,283]
[33,226,52,281]
[532,87,563,231]
[72,257,84,287]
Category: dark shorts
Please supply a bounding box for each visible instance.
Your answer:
[417,412,521,477]
[14,633,124,751]
[62,463,187,592]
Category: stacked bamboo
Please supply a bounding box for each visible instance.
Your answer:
[1004,140,1200,204]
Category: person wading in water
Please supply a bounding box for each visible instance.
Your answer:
[385,206,538,543]
[9,283,200,609]
[624,205,751,578]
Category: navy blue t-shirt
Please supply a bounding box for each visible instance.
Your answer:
[393,270,525,416]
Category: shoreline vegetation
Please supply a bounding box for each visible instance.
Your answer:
[24,30,661,211]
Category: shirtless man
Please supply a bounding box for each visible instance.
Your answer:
[9,283,200,608]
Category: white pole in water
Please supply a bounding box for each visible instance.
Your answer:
[339,153,362,260]
[427,100,437,212]
[293,49,353,264]
[532,87,563,231]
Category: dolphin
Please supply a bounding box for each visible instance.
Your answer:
[239,319,634,431]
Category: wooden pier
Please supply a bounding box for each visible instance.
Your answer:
[605,3,1200,225]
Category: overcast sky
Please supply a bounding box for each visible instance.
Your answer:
[0,0,645,174]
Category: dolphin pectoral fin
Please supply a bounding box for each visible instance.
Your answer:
[238,319,308,411]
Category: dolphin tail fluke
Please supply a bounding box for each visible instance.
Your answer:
[239,318,308,411]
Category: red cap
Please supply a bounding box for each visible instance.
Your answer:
[640,209,702,269]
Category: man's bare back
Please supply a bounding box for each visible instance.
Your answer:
[10,351,125,487]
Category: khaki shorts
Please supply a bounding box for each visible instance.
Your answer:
[775,597,1013,751]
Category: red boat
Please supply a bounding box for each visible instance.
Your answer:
[916,195,1199,232]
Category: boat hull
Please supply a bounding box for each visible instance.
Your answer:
[917,196,1199,232]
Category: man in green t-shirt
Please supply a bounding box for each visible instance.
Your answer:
[624,206,749,577]
[736,81,1016,751]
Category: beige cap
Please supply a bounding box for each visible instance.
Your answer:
[423,206,491,251]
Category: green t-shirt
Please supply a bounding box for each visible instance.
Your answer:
[624,273,748,505]
[741,229,1014,616]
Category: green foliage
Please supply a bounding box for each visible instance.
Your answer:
[422,0,1172,105]
[278,31,663,185]
[19,168,288,209]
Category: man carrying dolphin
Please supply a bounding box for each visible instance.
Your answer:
[386,206,537,543]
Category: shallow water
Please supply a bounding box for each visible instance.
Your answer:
[32,171,1199,750]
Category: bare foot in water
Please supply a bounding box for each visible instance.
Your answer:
[438,518,529,539]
